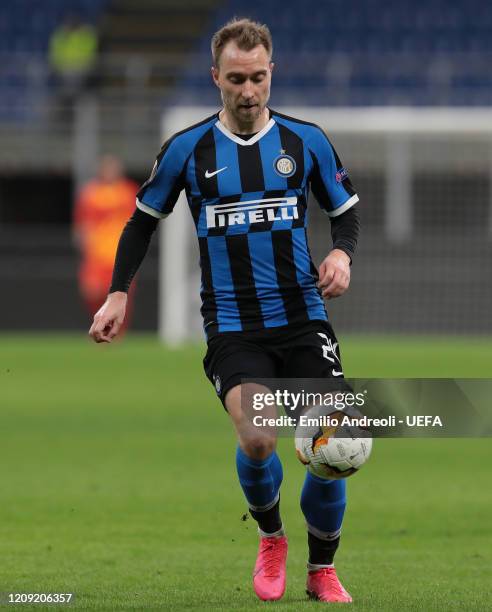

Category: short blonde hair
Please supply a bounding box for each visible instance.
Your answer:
[211,17,273,67]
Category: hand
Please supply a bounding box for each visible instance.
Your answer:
[317,249,351,299]
[88,292,127,343]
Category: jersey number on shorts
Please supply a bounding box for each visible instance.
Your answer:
[317,332,343,376]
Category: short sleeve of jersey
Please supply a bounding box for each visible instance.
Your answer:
[308,128,359,217]
[136,136,188,219]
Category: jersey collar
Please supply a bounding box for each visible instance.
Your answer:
[215,111,275,146]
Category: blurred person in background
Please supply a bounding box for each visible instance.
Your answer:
[73,155,138,333]
[49,13,98,115]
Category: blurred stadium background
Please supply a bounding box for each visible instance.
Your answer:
[2,3,492,609]
[1,0,491,337]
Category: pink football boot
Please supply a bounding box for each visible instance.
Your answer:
[253,535,288,601]
[306,567,353,603]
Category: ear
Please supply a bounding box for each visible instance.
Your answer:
[211,65,220,87]
[269,61,275,74]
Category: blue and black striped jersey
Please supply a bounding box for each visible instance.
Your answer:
[137,109,359,338]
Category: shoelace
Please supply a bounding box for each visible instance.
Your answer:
[315,568,344,595]
[260,539,285,578]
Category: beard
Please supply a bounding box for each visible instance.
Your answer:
[221,91,268,126]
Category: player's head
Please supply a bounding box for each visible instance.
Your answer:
[211,18,274,125]
[98,154,123,183]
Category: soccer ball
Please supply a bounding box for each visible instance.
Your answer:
[295,406,373,479]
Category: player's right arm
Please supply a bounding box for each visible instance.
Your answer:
[89,208,158,342]
[89,134,189,343]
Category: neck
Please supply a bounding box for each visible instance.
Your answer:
[219,107,269,135]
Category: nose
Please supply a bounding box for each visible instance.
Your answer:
[241,79,255,100]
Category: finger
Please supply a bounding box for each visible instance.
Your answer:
[95,334,111,343]
[327,273,348,295]
[88,315,101,334]
[323,273,349,298]
[94,316,110,333]
[98,335,112,343]
[323,284,348,300]
[94,324,114,343]
[107,318,123,340]
[318,264,335,288]
[323,286,344,299]
[322,284,341,298]
[89,321,101,341]
[322,268,341,293]
[323,286,344,298]
[90,316,113,342]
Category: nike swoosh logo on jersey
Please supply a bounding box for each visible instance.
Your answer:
[332,369,344,377]
[205,167,227,178]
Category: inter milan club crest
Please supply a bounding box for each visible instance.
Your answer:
[273,154,296,178]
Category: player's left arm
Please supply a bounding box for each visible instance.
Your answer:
[318,205,360,298]
[308,128,360,298]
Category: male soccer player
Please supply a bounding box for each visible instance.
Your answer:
[89,18,359,604]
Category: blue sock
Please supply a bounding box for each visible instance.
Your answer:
[236,446,283,511]
[300,471,346,538]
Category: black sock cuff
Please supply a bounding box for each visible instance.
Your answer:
[250,497,282,535]
[308,530,340,565]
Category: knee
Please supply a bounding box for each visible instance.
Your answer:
[240,435,276,461]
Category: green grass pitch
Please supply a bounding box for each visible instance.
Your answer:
[1,334,491,610]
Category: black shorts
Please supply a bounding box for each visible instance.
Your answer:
[203,320,344,408]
